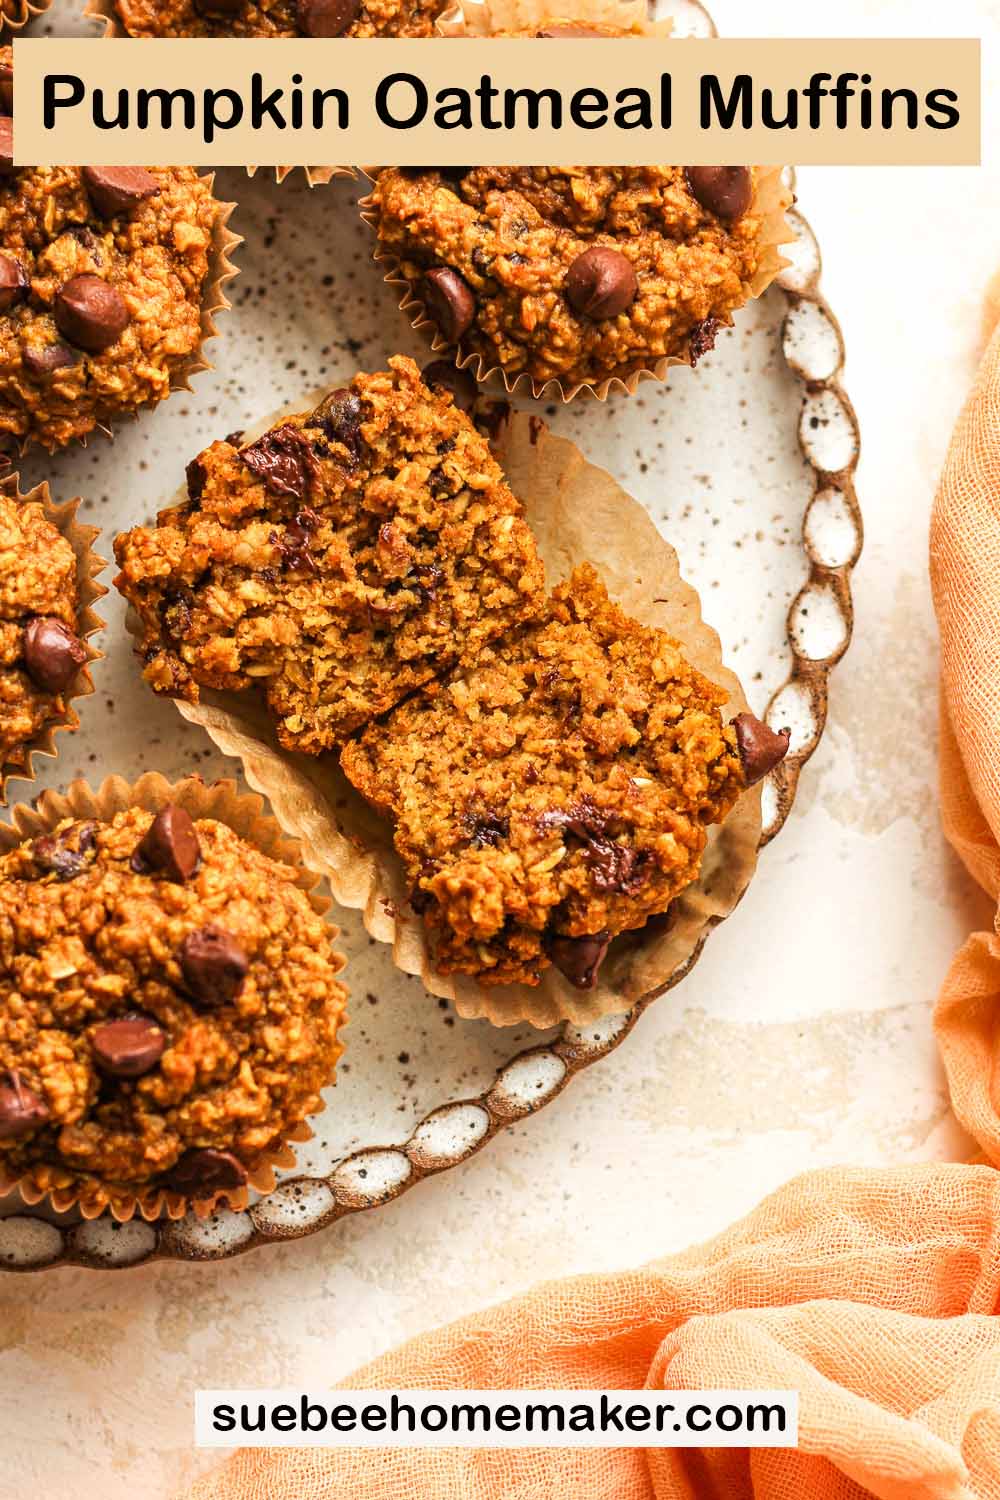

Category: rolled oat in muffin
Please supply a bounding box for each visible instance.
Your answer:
[0,47,224,455]
[0,485,91,782]
[369,164,773,391]
[341,564,788,990]
[111,0,449,38]
[114,356,546,755]
[0,803,347,1214]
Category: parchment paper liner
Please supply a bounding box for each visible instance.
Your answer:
[0,772,347,1221]
[3,171,241,461]
[125,398,760,1029]
[0,474,107,806]
[0,0,51,32]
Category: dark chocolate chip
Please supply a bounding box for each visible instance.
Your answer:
[167,1147,248,1198]
[133,805,201,882]
[54,273,130,353]
[185,455,208,501]
[22,342,78,378]
[689,315,720,366]
[732,712,791,786]
[461,804,510,848]
[82,165,159,219]
[545,930,611,990]
[23,616,87,693]
[297,0,359,33]
[311,387,363,459]
[30,821,96,881]
[585,840,650,895]
[193,0,245,14]
[423,267,475,344]
[421,360,477,414]
[0,1071,48,1140]
[240,425,318,501]
[180,925,248,1008]
[273,507,320,573]
[0,116,12,176]
[0,68,13,116]
[565,246,638,320]
[0,252,26,313]
[684,166,753,223]
[92,1014,166,1079]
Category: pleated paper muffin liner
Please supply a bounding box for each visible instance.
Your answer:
[0,474,107,805]
[0,772,348,1221]
[124,397,761,1030]
[2,173,242,462]
[360,162,793,403]
[0,0,51,32]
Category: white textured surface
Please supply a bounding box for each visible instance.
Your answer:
[0,0,997,1494]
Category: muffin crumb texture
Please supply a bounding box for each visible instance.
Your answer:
[114,356,546,755]
[342,564,746,989]
[371,165,765,388]
[0,488,85,777]
[0,806,347,1213]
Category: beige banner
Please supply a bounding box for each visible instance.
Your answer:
[12,36,980,167]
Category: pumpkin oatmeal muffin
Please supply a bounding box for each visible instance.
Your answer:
[114,356,546,755]
[342,564,788,990]
[0,488,91,780]
[111,0,449,38]
[369,164,769,389]
[0,46,222,455]
[0,804,347,1212]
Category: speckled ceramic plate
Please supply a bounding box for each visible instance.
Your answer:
[0,5,861,1271]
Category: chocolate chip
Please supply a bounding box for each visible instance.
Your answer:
[298,0,359,33]
[273,507,320,573]
[92,1014,166,1079]
[185,455,208,501]
[240,425,318,501]
[0,116,13,176]
[30,821,96,881]
[565,246,638,320]
[684,166,753,223]
[133,805,201,882]
[22,342,78,378]
[311,388,363,459]
[545,930,611,990]
[54,273,130,353]
[23,617,87,693]
[423,268,475,344]
[0,1071,48,1140]
[193,0,244,14]
[689,316,719,366]
[0,252,26,313]
[0,68,12,116]
[82,165,159,219]
[585,840,650,895]
[732,712,791,786]
[180,925,248,1008]
[422,360,477,414]
[461,804,509,848]
[167,1147,248,1198]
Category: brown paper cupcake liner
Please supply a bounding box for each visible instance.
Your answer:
[0,772,347,1221]
[360,161,793,402]
[0,0,52,31]
[246,165,356,187]
[0,474,107,806]
[2,173,241,462]
[125,398,760,1029]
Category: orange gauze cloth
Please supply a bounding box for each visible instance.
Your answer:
[180,323,1000,1500]
[182,1164,1000,1500]
[932,319,1000,1169]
